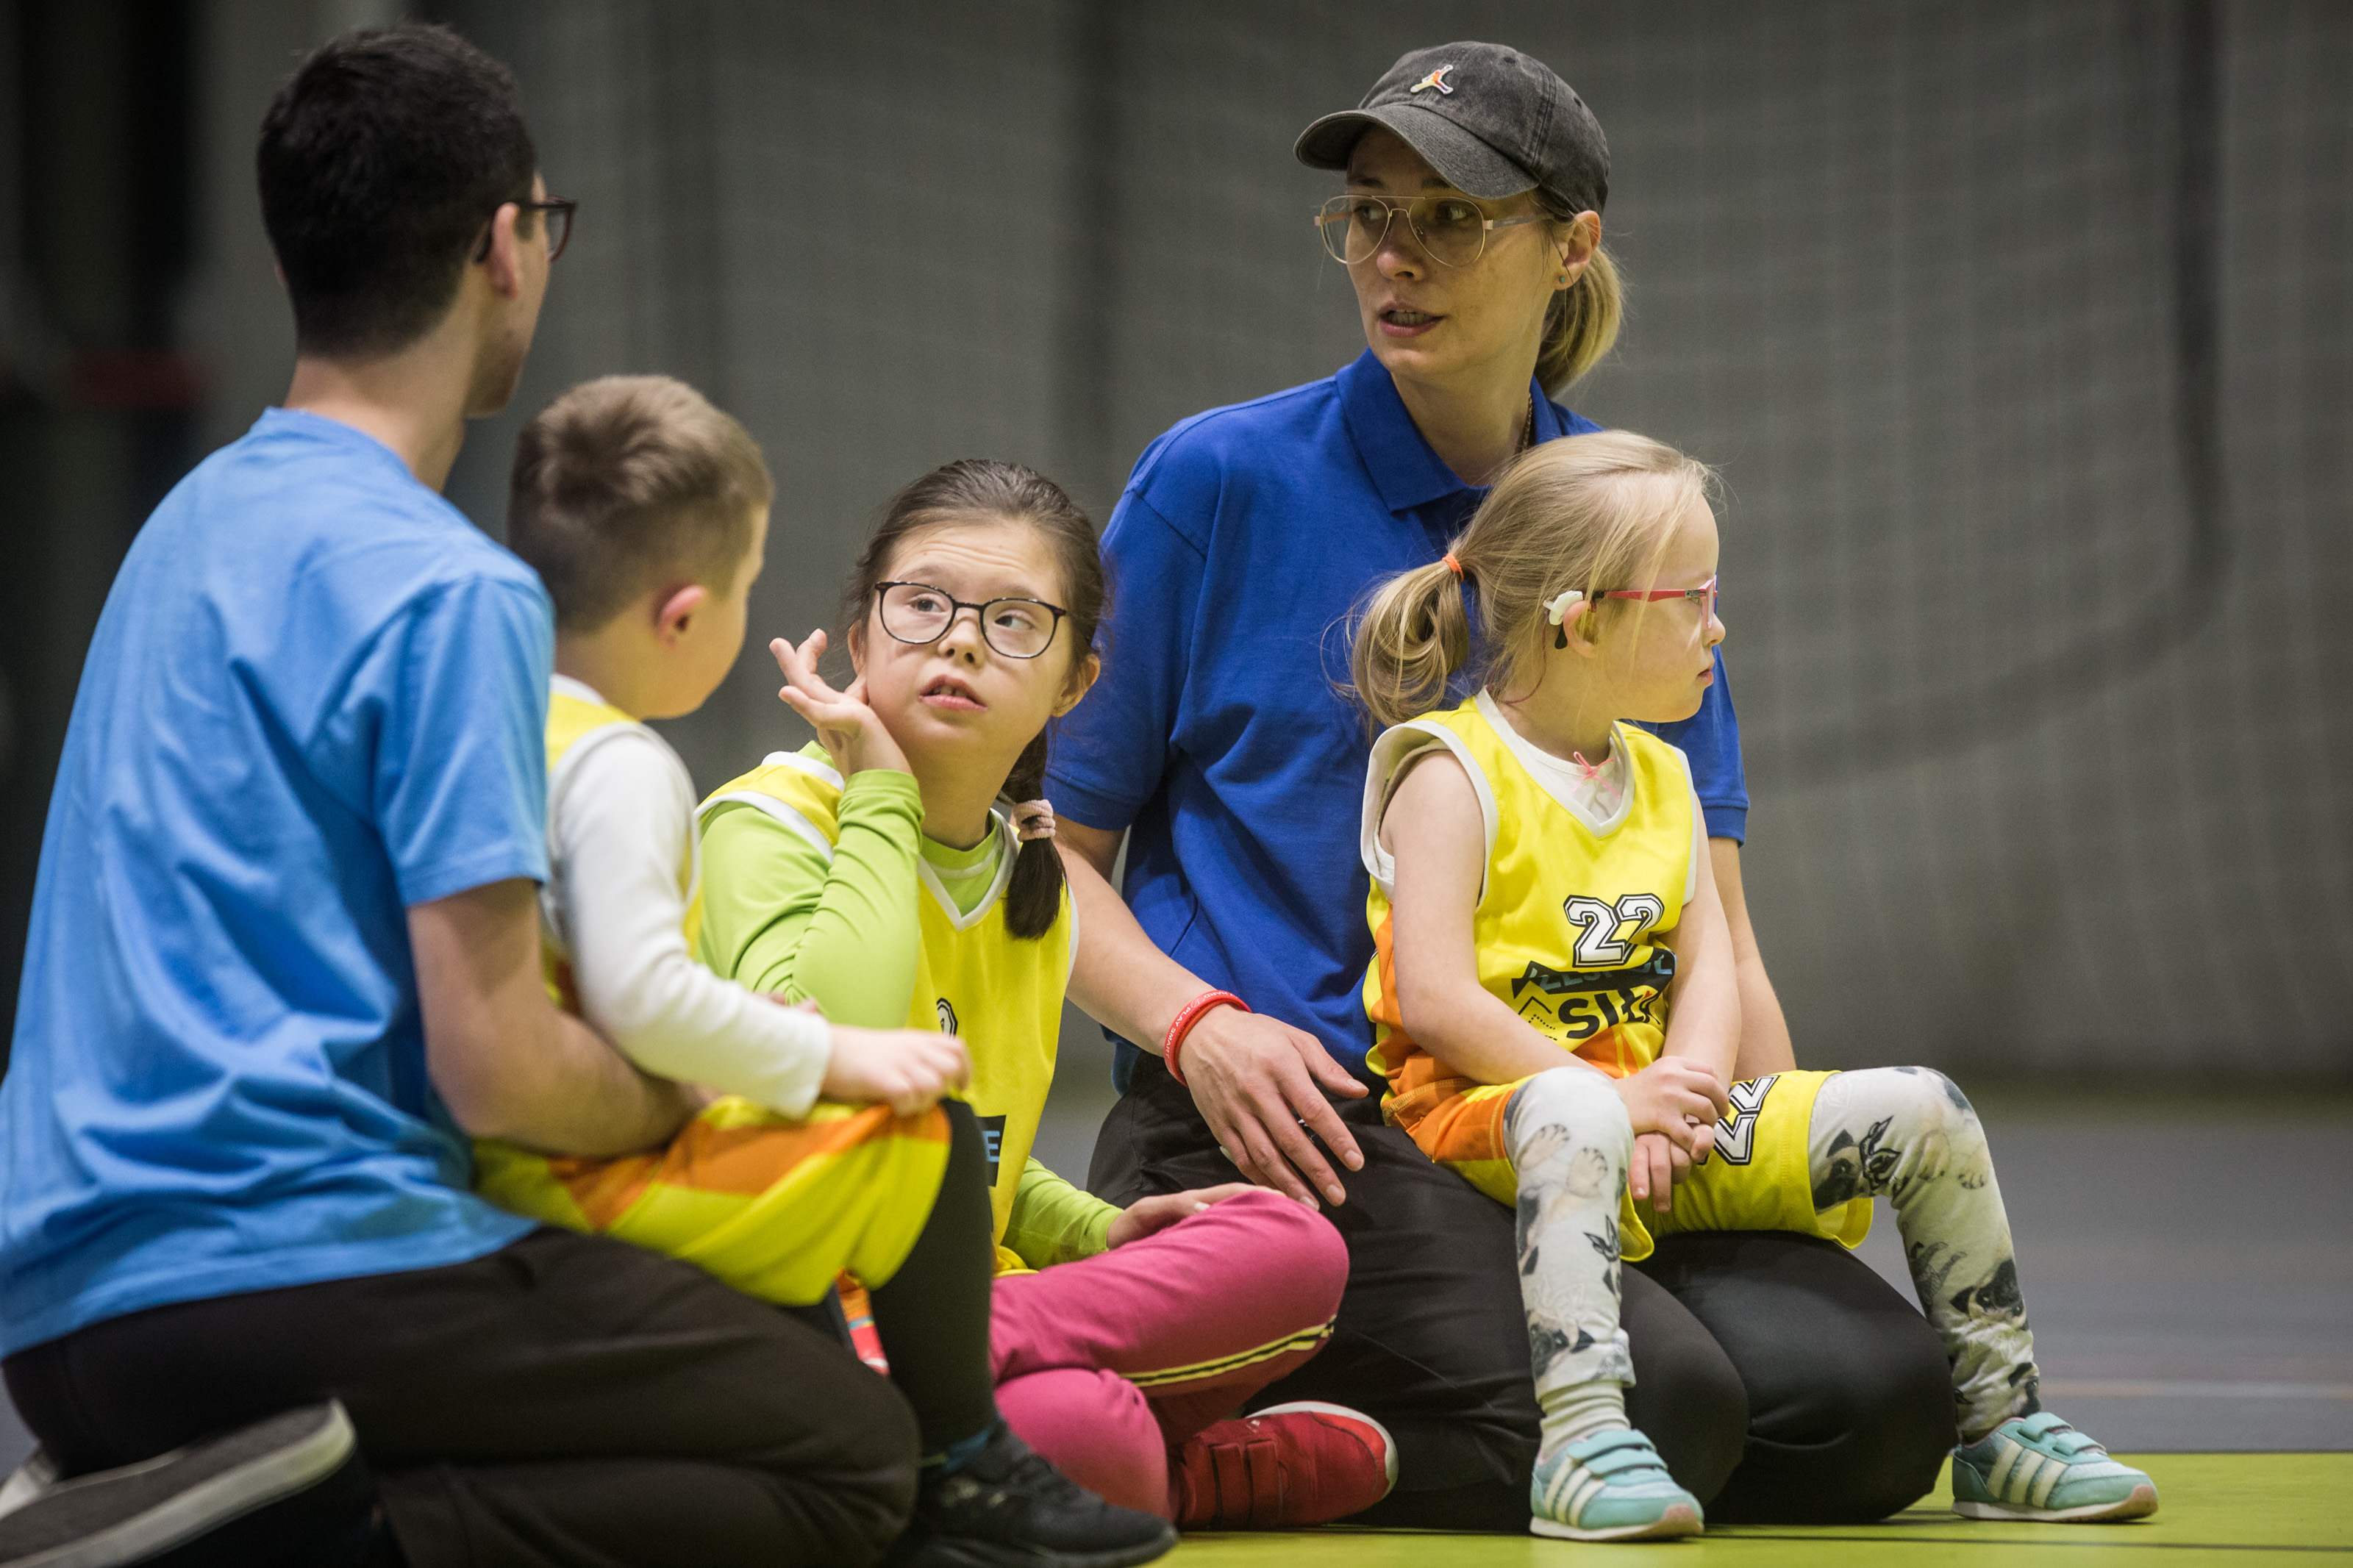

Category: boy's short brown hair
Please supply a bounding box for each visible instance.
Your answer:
[508,375,774,631]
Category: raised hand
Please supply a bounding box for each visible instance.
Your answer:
[769,631,910,777]
[819,1023,971,1116]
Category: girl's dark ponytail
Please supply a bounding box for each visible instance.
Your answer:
[1000,728,1062,940]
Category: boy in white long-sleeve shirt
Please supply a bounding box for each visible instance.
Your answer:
[473,372,974,1289]
[499,382,965,1123]
[539,667,827,1111]
[473,374,1180,1568]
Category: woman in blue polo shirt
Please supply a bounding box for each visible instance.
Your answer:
[1049,43,1955,1529]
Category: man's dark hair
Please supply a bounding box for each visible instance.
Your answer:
[258,24,537,358]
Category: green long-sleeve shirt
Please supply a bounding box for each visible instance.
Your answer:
[697,750,1118,1269]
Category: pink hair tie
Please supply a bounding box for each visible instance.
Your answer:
[1010,799,1057,842]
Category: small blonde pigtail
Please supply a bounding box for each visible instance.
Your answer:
[1351,558,1474,731]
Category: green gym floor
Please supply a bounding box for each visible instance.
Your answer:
[1,1085,2343,1561]
[1169,1455,2352,1564]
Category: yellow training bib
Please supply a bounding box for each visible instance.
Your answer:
[1353,695,1870,1257]
[699,750,1074,1272]
[1361,692,1698,1122]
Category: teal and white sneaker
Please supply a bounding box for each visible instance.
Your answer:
[1529,1428,1704,1542]
[1952,1411,2158,1522]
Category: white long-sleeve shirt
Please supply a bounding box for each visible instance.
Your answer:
[543,675,831,1117]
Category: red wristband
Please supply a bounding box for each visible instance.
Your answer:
[1162,990,1248,1087]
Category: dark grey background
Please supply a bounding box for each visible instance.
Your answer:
[0,0,2346,1471]
[17,0,2338,1078]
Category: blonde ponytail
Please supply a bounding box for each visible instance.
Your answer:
[1350,559,1473,730]
[1536,241,1623,395]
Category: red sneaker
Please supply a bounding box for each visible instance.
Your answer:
[1171,1400,1398,1530]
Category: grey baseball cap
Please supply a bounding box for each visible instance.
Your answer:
[1295,41,1608,212]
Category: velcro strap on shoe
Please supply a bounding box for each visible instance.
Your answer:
[2012,1411,2104,1461]
[1563,1431,1669,1480]
[1211,1436,1285,1526]
[1582,1447,1665,1479]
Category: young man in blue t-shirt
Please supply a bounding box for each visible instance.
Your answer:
[0,27,921,1568]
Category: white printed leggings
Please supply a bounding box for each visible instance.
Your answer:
[1505,1064,2040,1444]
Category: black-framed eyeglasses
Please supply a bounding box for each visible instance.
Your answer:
[1315,193,1547,268]
[874,581,1068,659]
[471,196,578,264]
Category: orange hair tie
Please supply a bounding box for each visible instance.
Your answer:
[1440,552,1465,581]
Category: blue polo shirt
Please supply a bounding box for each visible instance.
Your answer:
[1048,351,1749,1087]
[0,409,546,1357]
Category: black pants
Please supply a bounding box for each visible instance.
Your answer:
[1088,1065,1955,1529]
[3,1228,917,1568]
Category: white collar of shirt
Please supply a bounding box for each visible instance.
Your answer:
[1474,690,1632,836]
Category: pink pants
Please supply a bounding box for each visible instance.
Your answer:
[989,1189,1348,1519]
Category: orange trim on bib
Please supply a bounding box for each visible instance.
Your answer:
[549,1103,949,1229]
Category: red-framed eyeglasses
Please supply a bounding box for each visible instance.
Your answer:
[1596,574,1718,623]
[1549,576,1718,648]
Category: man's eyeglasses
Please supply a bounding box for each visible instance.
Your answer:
[1315,193,1548,268]
[874,581,1068,660]
[472,196,578,264]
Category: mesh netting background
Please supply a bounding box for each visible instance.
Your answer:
[434,0,2351,1076]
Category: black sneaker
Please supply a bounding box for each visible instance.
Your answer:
[887,1424,1176,1568]
[0,1400,382,1567]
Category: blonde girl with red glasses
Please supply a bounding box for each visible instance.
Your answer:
[1351,432,2155,1540]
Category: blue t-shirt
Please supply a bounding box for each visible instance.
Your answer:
[1047,351,1749,1088]
[0,409,549,1357]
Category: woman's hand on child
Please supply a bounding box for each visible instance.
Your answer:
[1106,1182,1257,1248]
[820,1024,971,1115]
[1185,1006,1368,1209]
[770,631,911,778]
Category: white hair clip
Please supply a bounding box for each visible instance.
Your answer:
[1010,799,1057,842]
